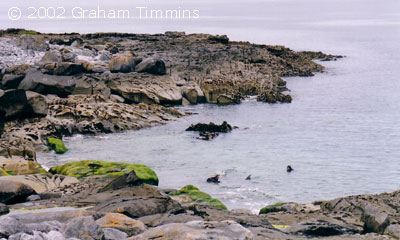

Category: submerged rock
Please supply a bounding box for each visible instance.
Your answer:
[49,160,159,185]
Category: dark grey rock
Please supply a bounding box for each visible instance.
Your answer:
[103,228,127,240]
[0,203,9,216]
[1,74,25,89]
[361,204,390,234]
[61,216,104,240]
[18,70,75,98]
[288,218,358,237]
[0,109,4,136]
[135,57,166,75]
[26,91,48,116]
[0,180,36,204]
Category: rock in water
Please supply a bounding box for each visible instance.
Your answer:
[135,57,166,75]
[61,216,104,240]
[47,137,68,154]
[0,180,36,204]
[109,52,136,73]
[186,121,233,133]
[361,204,390,234]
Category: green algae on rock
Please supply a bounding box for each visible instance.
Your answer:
[259,202,287,214]
[170,185,227,210]
[49,160,159,185]
[47,137,68,154]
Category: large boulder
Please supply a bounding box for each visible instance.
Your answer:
[18,70,76,97]
[0,216,28,238]
[49,160,159,185]
[96,213,146,236]
[361,204,390,234]
[129,220,254,240]
[0,89,48,121]
[0,179,35,204]
[108,52,136,73]
[135,57,166,75]
[41,49,62,63]
[61,216,104,240]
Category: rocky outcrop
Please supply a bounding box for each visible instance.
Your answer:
[170,185,227,210]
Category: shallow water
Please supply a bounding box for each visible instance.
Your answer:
[3,0,399,212]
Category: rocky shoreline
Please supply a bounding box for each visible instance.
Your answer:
[1,29,398,240]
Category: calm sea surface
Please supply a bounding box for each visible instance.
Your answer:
[2,0,399,212]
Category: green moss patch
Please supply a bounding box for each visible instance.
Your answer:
[259,202,287,214]
[47,137,68,154]
[49,160,159,185]
[170,185,227,210]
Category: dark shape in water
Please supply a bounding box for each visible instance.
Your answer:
[197,132,219,141]
[207,174,220,184]
[186,121,233,133]
[246,175,251,180]
[287,165,294,173]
